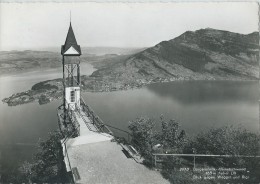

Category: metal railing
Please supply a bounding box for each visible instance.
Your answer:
[59,98,132,138]
[57,104,77,183]
[101,123,133,143]
[80,98,113,135]
[152,153,260,169]
[57,103,80,143]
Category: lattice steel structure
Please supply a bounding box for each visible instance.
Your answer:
[61,21,81,126]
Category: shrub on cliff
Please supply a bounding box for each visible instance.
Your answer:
[128,116,187,166]
[184,126,260,182]
[20,131,68,183]
[128,117,156,165]
[129,117,260,183]
[184,126,260,166]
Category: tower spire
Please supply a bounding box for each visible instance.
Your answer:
[70,10,71,23]
[61,15,81,56]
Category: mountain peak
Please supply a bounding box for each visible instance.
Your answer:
[92,29,259,83]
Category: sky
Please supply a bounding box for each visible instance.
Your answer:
[0,2,258,51]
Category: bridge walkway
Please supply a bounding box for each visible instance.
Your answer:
[73,106,97,134]
[59,102,169,184]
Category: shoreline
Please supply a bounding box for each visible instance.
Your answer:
[0,66,61,78]
[0,61,96,78]
[2,76,258,107]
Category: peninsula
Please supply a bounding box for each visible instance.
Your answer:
[2,28,259,106]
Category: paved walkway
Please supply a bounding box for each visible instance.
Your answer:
[61,106,169,184]
[73,107,98,134]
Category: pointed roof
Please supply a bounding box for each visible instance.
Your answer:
[61,22,81,56]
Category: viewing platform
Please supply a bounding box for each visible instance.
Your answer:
[57,99,169,184]
[57,21,168,183]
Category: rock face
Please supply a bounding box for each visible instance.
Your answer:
[92,28,259,83]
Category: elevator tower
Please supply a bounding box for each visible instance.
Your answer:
[61,21,81,111]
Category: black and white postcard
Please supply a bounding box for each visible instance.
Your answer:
[0,1,259,183]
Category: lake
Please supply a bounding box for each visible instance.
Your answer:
[0,65,259,173]
[83,80,259,136]
[0,63,95,173]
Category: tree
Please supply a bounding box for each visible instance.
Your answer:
[128,116,187,168]
[20,131,67,183]
[184,126,260,166]
[128,117,156,159]
[128,116,260,183]
[184,126,260,183]
[160,115,186,153]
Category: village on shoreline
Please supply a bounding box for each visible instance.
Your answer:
[2,71,257,107]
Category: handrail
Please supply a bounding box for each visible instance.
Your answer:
[103,124,132,135]
[80,98,113,135]
[73,106,94,132]
[63,142,73,171]
[60,98,133,140]
[62,121,80,144]
[102,123,133,142]
[61,97,112,139]
[62,139,76,184]
[152,153,260,168]
[152,153,260,158]
[59,101,80,144]
[80,98,147,144]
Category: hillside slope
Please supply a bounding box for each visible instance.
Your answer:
[2,29,259,106]
[92,28,259,83]
[0,48,143,76]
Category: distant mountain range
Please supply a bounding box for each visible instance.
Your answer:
[2,28,259,106]
[0,48,142,76]
[1,29,258,80]
[92,28,259,82]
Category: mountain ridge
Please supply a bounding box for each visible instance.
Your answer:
[91,28,259,83]
[2,28,259,106]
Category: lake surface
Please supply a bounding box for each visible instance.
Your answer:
[83,80,259,136]
[0,63,95,171]
[0,65,259,172]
